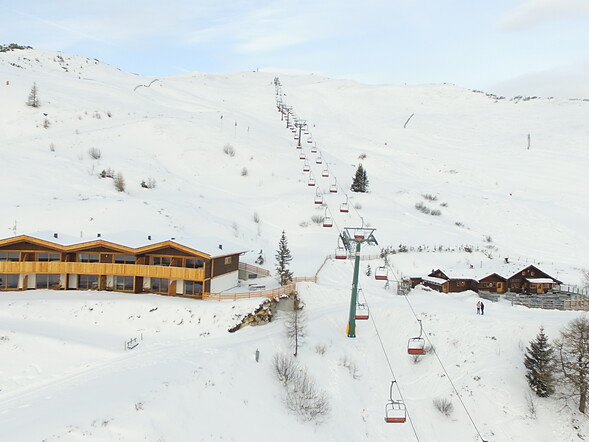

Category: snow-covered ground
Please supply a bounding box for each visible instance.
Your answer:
[1,47,589,440]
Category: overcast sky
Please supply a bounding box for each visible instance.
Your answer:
[4,0,589,98]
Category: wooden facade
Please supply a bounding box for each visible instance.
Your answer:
[411,265,561,295]
[0,235,242,299]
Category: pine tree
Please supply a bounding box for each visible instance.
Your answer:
[26,82,40,108]
[275,230,293,286]
[350,163,369,193]
[524,326,555,397]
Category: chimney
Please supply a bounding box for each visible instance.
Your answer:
[171,237,175,241]
[504,257,509,264]
[97,233,101,238]
[148,235,152,240]
[219,244,223,250]
[53,233,58,239]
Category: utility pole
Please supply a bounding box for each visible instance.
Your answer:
[341,226,377,337]
[284,106,293,127]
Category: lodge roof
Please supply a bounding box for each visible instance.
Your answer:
[0,232,245,259]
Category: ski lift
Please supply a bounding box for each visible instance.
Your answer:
[299,152,306,160]
[296,143,302,150]
[314,189,324,205]
[321,166,329,178]
[340,196,349,213]
[303,161,310,172]
[355,302,369,320]
[307,138,313,144]
[329,178,338,193]
[375,266,388,281]
[335,246,347,259]
[316,156,323,165]
[407,319,425,355]
[311,146,317,154]
[308,175,316,187]
[323,207,333,227]
[384,381,407,423]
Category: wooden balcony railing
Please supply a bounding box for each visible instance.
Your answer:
[0,261,205,281]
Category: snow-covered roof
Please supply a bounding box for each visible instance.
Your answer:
[526,278,555,284]
[6,231,245,258]
[422,276,447,285]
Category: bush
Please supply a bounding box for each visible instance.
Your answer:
[433,397,454,417]
[114,173,126,192]
[223,143,235,157]
[99,168,115,179]
[141,178,156,189]
[285,368,330,422]
[422,193,438,201]
[311,215,324,225]
[415,201,431,214]
[88,147,101,160]
[430,209,442,216]
[273,353,300,386]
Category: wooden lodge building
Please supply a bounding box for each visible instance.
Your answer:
[0,234,243,298]
[410,263,562,295]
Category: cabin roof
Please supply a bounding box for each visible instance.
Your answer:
[0,231,246,258]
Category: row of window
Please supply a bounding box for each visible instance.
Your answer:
[0,251,205,268]
[0,273,203,295]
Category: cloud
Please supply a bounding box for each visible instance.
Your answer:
[500,0,589,30]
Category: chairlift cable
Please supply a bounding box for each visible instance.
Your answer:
[401,293,487,442]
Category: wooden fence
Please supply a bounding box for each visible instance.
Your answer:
[203,276,317,301]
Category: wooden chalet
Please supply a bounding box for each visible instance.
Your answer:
[0,234,243,299]
[410,264,561,295]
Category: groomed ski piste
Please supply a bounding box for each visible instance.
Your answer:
[1,47,588,441]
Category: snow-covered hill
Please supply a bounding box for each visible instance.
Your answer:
[1,47,589,441]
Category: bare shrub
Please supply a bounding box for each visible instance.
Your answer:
[141,178,156,189]
[354,203,362,210]
[99,168,115,179]
[106,111,112,118]
[311,215,324,225]
[241,167,248,176]
[484,235,493,243]
[433,397,454,417]
[415,201,430,214]
[49,143,55,152]
[273,352,300,386]
[285,368,330,422]
[315,344,327,355]
[114,173,126,192]
[358,153,367,160]
[340,355,361,379]
[430,209,442,216]
[299,221,309,228]
[422,193,438,201]
[223,143,235,157]
[455,221,464,227]
[253,212,260,223]
[525,392,537,419]
[440,202,448,207]
[43,118,50,129]
[88,147,102,160]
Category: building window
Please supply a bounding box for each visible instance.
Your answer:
[151,278,169,293]
[78,274,99,289]
[36,274,61,289]
[0,274,19,289]
[37,252,61,262]
[184,280,203,296]
[0,252,20,261]
[185,258,204,269]
[115,255,136,264]
[457,281,465,287]
[224,256,232,265]
[151,256,171,266]
[78,253,99,263]
[114,276,134,292]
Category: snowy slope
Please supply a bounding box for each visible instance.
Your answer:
[1,47,589,441]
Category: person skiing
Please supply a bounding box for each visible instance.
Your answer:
[476,301,481,315]
[480,301,485,315]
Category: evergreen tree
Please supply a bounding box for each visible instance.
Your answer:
[350,163,369,193]
[26,82,40,108]
[275,230,293,286]
[524,326,555,397]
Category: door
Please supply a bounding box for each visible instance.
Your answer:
[496,282,504,293]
